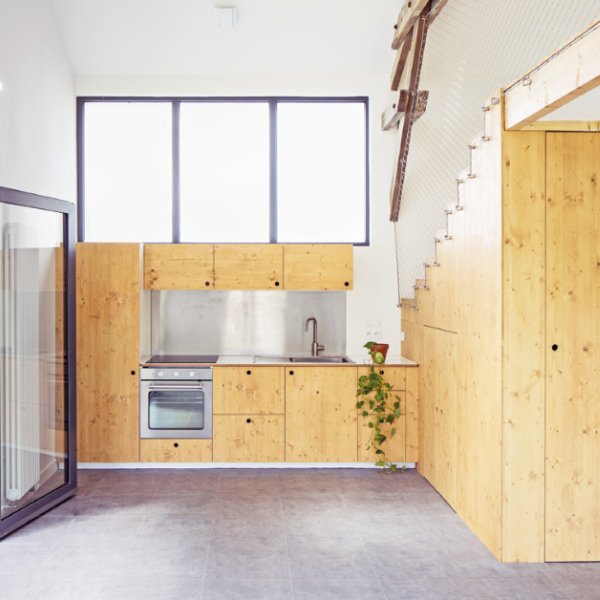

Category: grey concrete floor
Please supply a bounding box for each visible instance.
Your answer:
[1,468,600,599]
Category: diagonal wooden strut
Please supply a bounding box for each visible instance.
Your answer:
[389,12,430,221]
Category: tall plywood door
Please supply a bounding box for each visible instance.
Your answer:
[546,133,600,561]
[76,243,140,462]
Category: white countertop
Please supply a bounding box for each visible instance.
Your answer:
[215,354,418,366]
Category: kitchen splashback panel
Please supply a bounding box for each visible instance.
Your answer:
[151,291,346,356]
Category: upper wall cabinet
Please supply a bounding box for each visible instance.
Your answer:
[214,244,283,290]
[283,244,353,290]
[144,244,214,290]
[143,243,353,291]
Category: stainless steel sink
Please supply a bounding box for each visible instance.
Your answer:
[254,355,354,364]
[290,356,354,363]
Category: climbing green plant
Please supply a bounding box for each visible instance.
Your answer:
[356,366,402,473]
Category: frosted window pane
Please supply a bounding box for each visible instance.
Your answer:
[277,103,366,243]
[180,103,270,243]
[84,103,172,242]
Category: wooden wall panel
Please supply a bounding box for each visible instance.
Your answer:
[76,243,140,462]
[419,326,458,508]
[405,367,419,463]
[501,129,546,562]
[545,132,600,561]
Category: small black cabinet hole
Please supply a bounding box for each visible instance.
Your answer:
[173,442,179,448]
[246,418,252,424]
[552,344,558,351]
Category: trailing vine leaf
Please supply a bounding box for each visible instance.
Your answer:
[356,363,402,473]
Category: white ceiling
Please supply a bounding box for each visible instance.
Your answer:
[49,0,400,78]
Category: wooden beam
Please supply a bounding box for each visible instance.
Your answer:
[391,29,414,91]
[504,19,600,130]
[391,0,430,50]
[522,120,600,132]
[382,91,429,131]
[390,15,429,221]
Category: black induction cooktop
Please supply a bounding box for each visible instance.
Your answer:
[147,354,219,364]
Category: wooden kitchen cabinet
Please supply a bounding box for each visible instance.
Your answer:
[285,366,358,461]
[213,366,285,462]
[283,244,353,290]
[356,366,408,463]
[214,244,283,290]
[144,243,214,290]
[76,243,140,462]
[140,439,213,462]
[357,366,406,391]
[213,415,284,462]
[213,366,284,414]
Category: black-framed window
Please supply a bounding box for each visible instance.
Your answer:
[77,97,369,245]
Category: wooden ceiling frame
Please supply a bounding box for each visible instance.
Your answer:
[503,18,600,130]
[386,0,450,222]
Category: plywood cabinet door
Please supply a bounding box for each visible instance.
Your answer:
[285,366,358,461]
[214,244,283,290]
[545,133,600,561]
[76,243,140,462]
[213,367,284,414]
[144,244,214,290]
[283,244,353,290]
[213,415,284,462]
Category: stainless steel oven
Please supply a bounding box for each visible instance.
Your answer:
[140,367,212,439]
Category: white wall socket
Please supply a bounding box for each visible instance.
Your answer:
[365,319,383,340]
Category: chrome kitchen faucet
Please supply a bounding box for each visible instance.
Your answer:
[305,317,325,357]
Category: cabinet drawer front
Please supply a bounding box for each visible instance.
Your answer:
[139,439,213,462]
[213,415,284,462]
[213,366,284,414]
[358,366,406,390]
[144,244,214,290]
[214,244,283,290]
[358,392,406,463]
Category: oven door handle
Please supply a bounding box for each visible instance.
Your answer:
[147,384,204,391]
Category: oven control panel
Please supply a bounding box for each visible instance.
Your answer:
[140,367,212,381]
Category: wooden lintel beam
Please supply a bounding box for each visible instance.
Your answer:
[391,29,414,91]
[391,0,430,50]
[522,120,600,132]
[504,18,600,130]
[382,90,429,131]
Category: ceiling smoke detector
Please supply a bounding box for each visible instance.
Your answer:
[214,6,237,29]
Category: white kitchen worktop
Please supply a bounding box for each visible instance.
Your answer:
[215,355,418,366]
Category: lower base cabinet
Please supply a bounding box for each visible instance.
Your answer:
[213,415,284,461]
[140,439,213,462]
[286,367,358,462]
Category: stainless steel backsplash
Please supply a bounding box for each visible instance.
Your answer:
[151,291,346,356]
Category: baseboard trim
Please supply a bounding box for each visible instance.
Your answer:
[79,462,417,470]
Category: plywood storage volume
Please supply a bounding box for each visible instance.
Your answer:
[76,243,141,462]
[545,132,600,561]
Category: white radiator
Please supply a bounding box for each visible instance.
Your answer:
[2,223,40,503]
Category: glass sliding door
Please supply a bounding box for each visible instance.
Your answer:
[0,187,75,539]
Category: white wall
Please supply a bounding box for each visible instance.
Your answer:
[0,0,75,202]
[75,74,401,358]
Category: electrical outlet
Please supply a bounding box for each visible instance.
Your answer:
[365,319,383,340]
